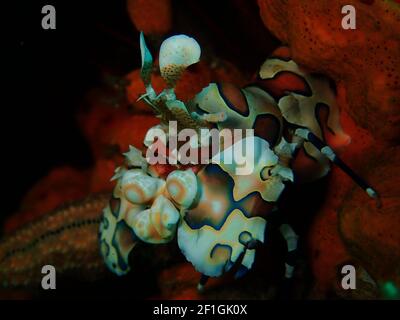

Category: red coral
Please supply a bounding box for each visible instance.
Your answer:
[4,167,90,234]
[127,0,172,35]
[257,0,400,144]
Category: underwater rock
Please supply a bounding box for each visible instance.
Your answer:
[339,146,400,289]
[127,0,172,35]
[257,0,400,144]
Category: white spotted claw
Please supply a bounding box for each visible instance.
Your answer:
[159,35,201,88]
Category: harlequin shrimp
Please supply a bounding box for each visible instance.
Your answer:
[99,33,379,291]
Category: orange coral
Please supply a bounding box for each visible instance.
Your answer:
[258,0,400,144]
[89,158,118,193]
[126,68,166,114]
[257,0,399,297]
[86,113,159,189]
[78,89,126,159]
[101,113,159,154]
[126,60,247,111]
[339,146,400,287]
[307,103,378,295]
[127,0,172,35]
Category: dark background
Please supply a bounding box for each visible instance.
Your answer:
[4,0,279,228]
